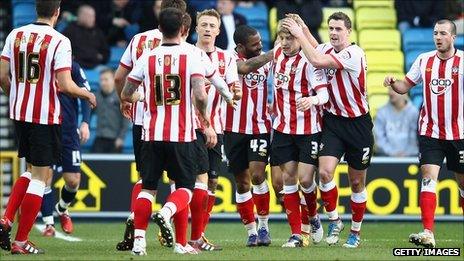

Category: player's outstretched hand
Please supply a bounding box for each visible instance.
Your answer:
[383,76,396,87]
[204,126,217,148]
[120,101,132,119]
[87,92,97,109]
[79,122,90,144]
[296,97,316,112]
[231,83,242,101]
[281,18,304,39]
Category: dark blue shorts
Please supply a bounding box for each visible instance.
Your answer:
[55,129,81,173]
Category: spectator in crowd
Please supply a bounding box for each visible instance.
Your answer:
[139,0,162,33]
[275,0,323,43]
[395,0,445,33]
[63,5,110,69]
[445,0,464,34]
[92,68,129,153]
[96,0,142,47]
[374,88,419,157]
[216,0,247,51]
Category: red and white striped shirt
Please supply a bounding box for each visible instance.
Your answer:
[1,23,72,125]
[127,44,205,142]
[273,47,328,135]
[203,47,239,134]
[316,43,369,118]
[406,49,464,140]
[120,29,162,126]
[224,51,272,134]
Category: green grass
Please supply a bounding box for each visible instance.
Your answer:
[1,221,462,260]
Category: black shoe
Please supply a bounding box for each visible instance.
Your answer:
[0,218,11,251]
[116,219,134,251]
[152,213,173,247]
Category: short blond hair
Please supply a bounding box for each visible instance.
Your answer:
[196,9,221,26]
[277,17,298,36]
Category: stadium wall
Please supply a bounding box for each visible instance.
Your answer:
[1,153,462,221]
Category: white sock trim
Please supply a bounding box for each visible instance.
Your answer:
[420,178,437,193]
[459,188,464,198]
[351,220,362,232]
[161,202,177,219]
[300,196,307,205]
[194,182,208,191]
[134,229,146,239]
[42,215,54,225]
[21,171,32,180]
[170,183,176,193]
[136,179,143,185]
[301,182,316,194]
[26,179,45,197]
[252,181,269,195]
[44,186,52,194]
[137,191,155,202]
[319,180,336,192]
[283,184,298,194]
[235,191,252,203]
[351,189,367,203]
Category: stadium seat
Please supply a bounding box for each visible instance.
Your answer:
[366,51,404,73]
[455,35,464,50]
[83,69,101,91]
[368,93,389,119]
[402,28,434,53]
[269,7,278,41]
[122,131,133,154]
[367,72,404,95]
[321,7,355,29]
[356,8,396,30]
[405,50,423,71]
[319,28,358,44]
[235,2,268,30]
[107,46,126,69]
[359,29,400,51]
[410,84,424,109]
[352,0,394,10]
[13,3,36,28]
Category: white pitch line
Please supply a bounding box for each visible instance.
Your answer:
[35,224,82,242]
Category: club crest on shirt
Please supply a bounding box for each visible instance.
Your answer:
[451,66,459,74]
[324,68,336,80]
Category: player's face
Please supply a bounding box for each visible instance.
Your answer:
[279,32,300,56]
[244,33,263,59]
[328,19,351,49]
[196,15,220,43]
[433,23,455,53]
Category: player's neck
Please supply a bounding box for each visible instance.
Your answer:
[162,36,181,45]
[196,40,215,53]
[436,47,456,60]
[333,42,350,52]
[36,18,54,27]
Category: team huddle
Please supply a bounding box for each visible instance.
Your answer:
[0,0,463,256]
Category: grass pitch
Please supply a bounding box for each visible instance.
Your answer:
[0,221,462,260]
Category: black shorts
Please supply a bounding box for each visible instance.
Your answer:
[132,124,143,171]
[419,136,464,173]
[224,131,270,175]
[57,131,81,173]
[14,120,61,167]
[271,131,320,166]
[140,141,196,190]
[319,112,374,170]
[195,130,224,178]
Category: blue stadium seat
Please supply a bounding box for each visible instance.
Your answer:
[122,131,133,154]
[107,46,126,69]
[259,29,271,51]
[456,35,464,50]
[83,69,100,91]
[405,50,422,71]
[234,2,268,30]
[402,28,435,53]
[13,3,36,28]
[409,84,423,109]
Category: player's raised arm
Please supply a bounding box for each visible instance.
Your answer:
[285,13,319,48]
[236,49,273,75]
[281,18,340,69]
[383,76,414,95]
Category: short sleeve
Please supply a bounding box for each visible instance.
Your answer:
[54,38,72,72]
[329,46,362,73]
[127,54,146,85]
[225,54,239,84]
[119,37,133,70]
[190,51,205,78]
[0,30,14,61]
[405,55,422,86]
[309,66,328,91]
[200,50,216,78]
